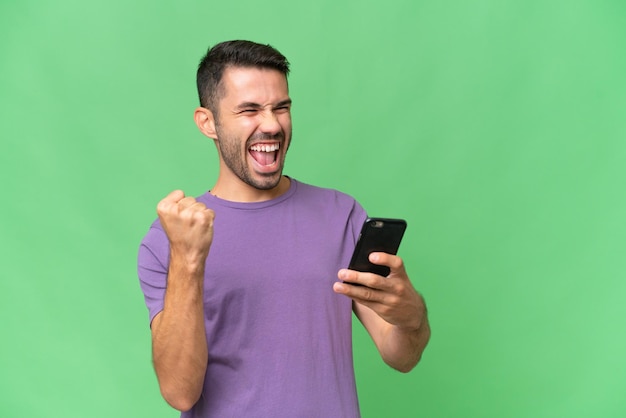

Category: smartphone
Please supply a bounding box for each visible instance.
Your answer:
[348,218,407,277]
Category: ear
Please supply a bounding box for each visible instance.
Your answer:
[194,107,218,139]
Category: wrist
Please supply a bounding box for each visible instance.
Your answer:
[169,249,208,275]
[395,305,429,336]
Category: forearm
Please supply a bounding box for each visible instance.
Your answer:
[152,256,208,411]
[379,317,431,373]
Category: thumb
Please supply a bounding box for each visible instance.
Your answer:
[157,190,185,214]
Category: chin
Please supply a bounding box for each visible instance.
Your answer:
[255,166,287,187]
[253,175,283,190]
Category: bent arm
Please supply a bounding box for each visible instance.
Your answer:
[151,255,208,411]
[334,252,430,372]
[148,190,215,411]
[354,300,430,372]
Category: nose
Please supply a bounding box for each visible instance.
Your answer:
[259,110,281,136]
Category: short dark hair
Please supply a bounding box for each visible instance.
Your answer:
[196,40,290,114]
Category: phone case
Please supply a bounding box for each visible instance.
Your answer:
[348,218,407,277]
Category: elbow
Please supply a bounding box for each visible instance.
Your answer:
[152,356,206,412]
[159,382,202,412]
[397,360,419,374]
[386,323,431,373]
[386,354,421,373]
[161,390,200,412]
[396,366,415,374]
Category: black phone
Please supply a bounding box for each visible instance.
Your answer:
[348,218,407,277]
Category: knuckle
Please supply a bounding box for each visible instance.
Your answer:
[156,203,171,216]
[192,211,208,224]
[388,294,401,307]
[156,199,168,211]
[391,256,404,270]
[392,281,406,295]
[369,276,383,289]
[180,197,196,206]
[379,304,392,317]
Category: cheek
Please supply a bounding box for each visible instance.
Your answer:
[229,120,258,141]
[280,115,292,133]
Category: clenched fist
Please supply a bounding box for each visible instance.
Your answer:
[156,190,215,266]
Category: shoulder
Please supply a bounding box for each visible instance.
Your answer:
[292,179,361,207]
[290,178,367,223]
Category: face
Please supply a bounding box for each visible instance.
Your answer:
[212,66,292,191]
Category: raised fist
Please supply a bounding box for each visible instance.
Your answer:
[156,190,215,262]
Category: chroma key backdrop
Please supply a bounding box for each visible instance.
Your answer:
[1,1,625,417]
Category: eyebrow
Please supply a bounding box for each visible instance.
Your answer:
[275,99,292,107]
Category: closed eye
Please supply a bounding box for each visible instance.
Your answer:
[274,105,290,114]
[274,100,292,113]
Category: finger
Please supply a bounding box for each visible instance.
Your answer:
[178,196,200,210]
[369,253,406,275]
[338,269,378,288]
[333,281,390,306]
[163,189,185,203]
[177,201,214,229]
[339,267,396,292]
[156,190,185,214]
[192,205,215,226]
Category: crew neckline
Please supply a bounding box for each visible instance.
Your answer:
[202,177,298,210]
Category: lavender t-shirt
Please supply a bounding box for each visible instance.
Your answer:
[138,179,367,418]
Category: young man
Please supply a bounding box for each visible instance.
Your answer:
[138,40,430,417]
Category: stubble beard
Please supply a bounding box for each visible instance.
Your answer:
[216,125,290,191]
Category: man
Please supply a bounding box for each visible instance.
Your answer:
[138,40,430,417]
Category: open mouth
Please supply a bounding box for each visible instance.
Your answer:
[249,143,280,167]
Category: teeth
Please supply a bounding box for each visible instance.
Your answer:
[250,143,280,152]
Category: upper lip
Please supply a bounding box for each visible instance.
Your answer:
[247,132,284,147]
[248,141,281,150]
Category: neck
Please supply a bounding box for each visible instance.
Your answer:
[210,176,291,202]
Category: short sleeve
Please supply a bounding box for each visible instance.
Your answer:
[137,222,170,325]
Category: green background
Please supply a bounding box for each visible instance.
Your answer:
[2,0,625,417]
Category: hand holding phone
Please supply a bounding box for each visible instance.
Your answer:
[348,218,407,277]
